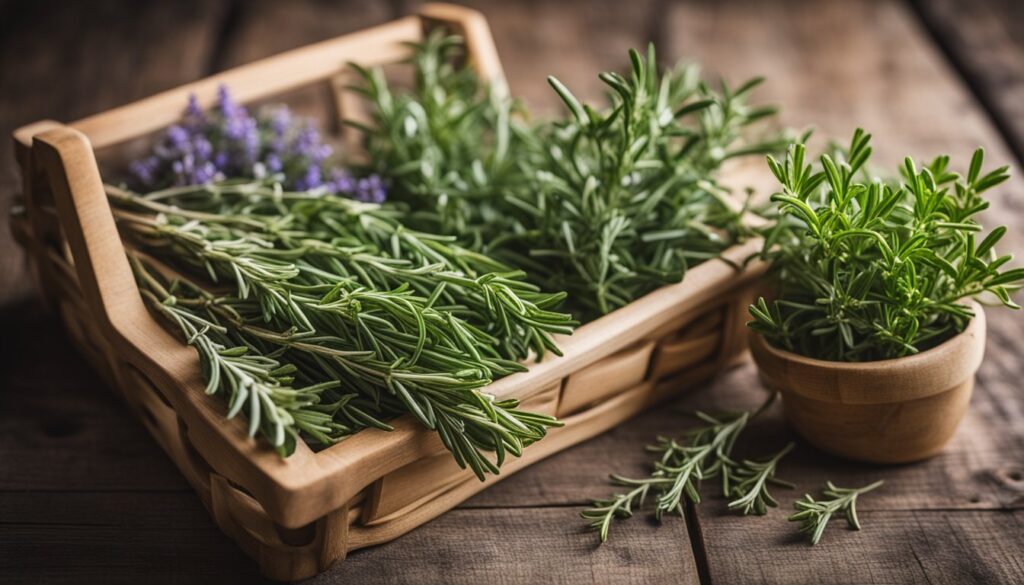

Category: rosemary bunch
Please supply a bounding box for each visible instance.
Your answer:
[109,181,575,363]
[582,396,791,541]
[751,129,1024,360]
[110,181,571,477]
[351,37,785,320]
[498,47,782,318]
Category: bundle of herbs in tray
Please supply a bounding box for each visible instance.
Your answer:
[351,33,786,320]
[110,88,575,479]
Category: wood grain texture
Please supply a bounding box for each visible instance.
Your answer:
[0,0,230,306]
[0,303,187,492]
[0,491,265,585]
[695,509,1024,585]
[321,507,699,585]
[915,0,1024,164]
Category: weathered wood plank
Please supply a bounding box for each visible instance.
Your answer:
[915,0,1024,164]
[0,0,230,307]
[317,507,699,585]
[696,509,1024,585]
[213,0,393,69]
[0,491,265,585]
[0,303,188,491]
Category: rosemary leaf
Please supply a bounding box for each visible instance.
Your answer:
[789,480,884,545]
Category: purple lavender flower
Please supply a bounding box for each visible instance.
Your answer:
[165,125,191,151]
[356,175,387,203]
[328,169,356,195]
[269,106,291,136]
[265,153,283,173]
[127,83,386,202]
[183,94,205,128]
[129,156,160,187]
[217,85,242,119]
[194,136,213,160]
[295,165,323,191]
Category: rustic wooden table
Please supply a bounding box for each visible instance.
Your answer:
[2,1,1023,583]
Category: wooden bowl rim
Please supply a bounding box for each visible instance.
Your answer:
[749,300,986,404]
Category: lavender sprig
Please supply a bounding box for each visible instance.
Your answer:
[129,85,386,202]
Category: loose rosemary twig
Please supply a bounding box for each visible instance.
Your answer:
[582,395,791,542]
[724,442,795,515]
[789,480,884,545]
[111,182,571,478]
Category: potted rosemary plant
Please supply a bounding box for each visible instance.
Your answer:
[748,130,1024,463]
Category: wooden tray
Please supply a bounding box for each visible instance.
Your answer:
[9,4,766,581]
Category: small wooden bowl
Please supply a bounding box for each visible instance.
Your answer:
[749,302,986,463]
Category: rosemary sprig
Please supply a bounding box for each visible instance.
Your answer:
[789,480,884,545]
[751,129,1024,361]
[131,256,378,455]
[725,442,795,515]
[503,47,783,319]
[110,181,570,478]
[109,182,576,364]
[582,395,789,542]
[351,36,787,321]
[348,31,524,236]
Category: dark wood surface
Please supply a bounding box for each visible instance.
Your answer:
[2,1,1023,583]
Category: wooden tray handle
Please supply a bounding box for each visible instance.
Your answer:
[418,3,506,88]
[61,4,502,151]
[30,126,189,373]
[333,4,507,156]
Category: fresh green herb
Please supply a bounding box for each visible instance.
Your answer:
[789,480,884,545]
[348,31,524,237]
[725,442,795,516]
[499,48,783,319]
[110,180,572,477]
[351,36,786,320]
[132,256,380,455]
[750,129,1024,361]
[582,396,790,542]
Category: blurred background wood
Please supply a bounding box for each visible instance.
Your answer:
[2,1,1023,583]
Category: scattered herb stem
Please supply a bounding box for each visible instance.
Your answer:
[789,480,885,545]
[725,442,795,515]
[582,395,791,542]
